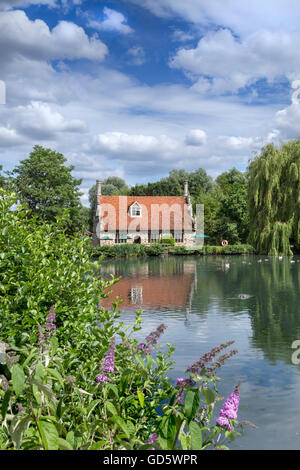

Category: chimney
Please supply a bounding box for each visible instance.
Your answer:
[184,181,189,198]
[96,180,102,199]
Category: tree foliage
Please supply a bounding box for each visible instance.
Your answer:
[248,141,300,255]
[10,145,86,234]
[129,169,213,197]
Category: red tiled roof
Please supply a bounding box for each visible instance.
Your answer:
[99,195,194,231]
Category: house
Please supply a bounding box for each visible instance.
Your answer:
[93,180,197,246]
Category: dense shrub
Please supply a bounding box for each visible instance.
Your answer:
[159,236,175,246]
[86,243,255,260]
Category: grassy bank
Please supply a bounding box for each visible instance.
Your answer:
[85,242,256,259]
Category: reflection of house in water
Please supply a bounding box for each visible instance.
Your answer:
[101,259,197,312]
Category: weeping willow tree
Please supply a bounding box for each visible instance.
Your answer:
[248,140,300,255]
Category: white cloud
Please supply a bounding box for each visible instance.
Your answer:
[217,136,257,151]
[128,0,300,37]
[88,7,133,34]
[172,29,195,43]
[12,101,88,139]
[185,129,207,146]
[0,0,57,9]
[170,28,300,93]
[127,46,145,65]
[0,127,24,147]
[85,132,178,160]
[0,10,108,63]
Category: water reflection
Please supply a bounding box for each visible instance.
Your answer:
[99,255,300,449]
[100,255,300,365]
[101,257,197,313]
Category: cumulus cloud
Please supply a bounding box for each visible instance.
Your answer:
[0,127,24,147]
[84,132,178,160]
[170,28,300,93]
[0,10,108,63]
[185,129,207,146]
[128,0,300,37]
[12,101,88,139]
[87,7,133,34]
[0,0,57,9]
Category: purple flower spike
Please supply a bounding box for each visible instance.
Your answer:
[147,433,158,444]
[216,381,241,431]
[96,339,116,384]
[45,305,56,337]
[138,324,167,356]
[96,375,111,383]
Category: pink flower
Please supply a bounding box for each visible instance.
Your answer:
[216,382,241,431]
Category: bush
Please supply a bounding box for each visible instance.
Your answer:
[159,235,175,246]
[0,189,249,450]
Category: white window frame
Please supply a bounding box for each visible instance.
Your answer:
[129,202,142,218]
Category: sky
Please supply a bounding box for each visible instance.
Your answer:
[1,0,300,205]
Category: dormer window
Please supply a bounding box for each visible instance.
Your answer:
[129,202,142,218]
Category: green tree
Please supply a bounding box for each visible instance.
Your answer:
[129,168,213,197]
[11,145,85,234]
[0,165,5,187]
[248,140,300,255]
[216,169,249,244]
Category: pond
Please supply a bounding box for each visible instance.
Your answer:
[100,255,300,450]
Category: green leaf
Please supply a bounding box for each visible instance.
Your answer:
[89,440,106,450]
[30,379,57,407]
[1,389,12,419]
[66,431,75,448]
[34,363,44,382]
[87,399,102,418]
[134,354,147,371]
[119,370,132,396]
[50,336,59,354]
[189,421,203,450]
[111,416,130,438]
[58,438,73,450]
[202,387,215,405]
[137,390,144,408]
[106,401,118,416]
[11,415,32,450]
[184,389,200,422]
[38,420,59,450]
[11,364,26,397]
[106,383,119,399]
[46,368,64,388]
[180,432,189,451]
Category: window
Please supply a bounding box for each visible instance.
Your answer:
[130,287,143,304]
[174,232,183,243]
[149,232,160,243]
[129,202,142,218]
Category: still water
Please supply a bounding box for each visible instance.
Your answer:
[100,255,300,450]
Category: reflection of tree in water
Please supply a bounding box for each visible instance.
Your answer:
[193,257,300,364]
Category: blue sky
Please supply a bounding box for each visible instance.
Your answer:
[1,0,300,204]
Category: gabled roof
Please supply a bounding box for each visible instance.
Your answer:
[99,195,194,231]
